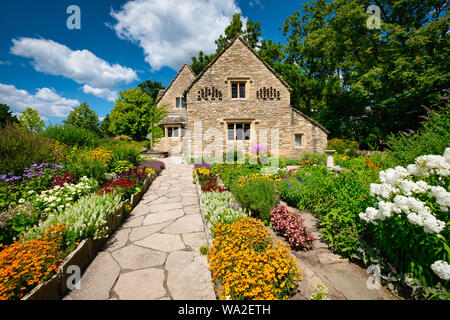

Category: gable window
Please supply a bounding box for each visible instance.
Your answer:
[228,123,251,141]
[295,134,303,147]
[176,97,186,108]
[231,82,246,99]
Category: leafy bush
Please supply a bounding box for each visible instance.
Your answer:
[65,158,108,183]
[43,125,100,147]
[327,138,359,157]
[24,193,122,246]
[200,192,248,233]
[0,224,67,300]
[0,123,55,175]
[386,104,450,167]
[271,205,316,250]
[232,178,278,224]
[212,164,261,188]
[100,140,143,167]
[208,218,301,300]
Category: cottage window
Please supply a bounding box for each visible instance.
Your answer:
[295,134,303,147]
[231,82,246,99]
[228,123,251,141]
[166,126,185,138]
[176,97,186,108]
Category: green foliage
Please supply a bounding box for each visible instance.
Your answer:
[138,80,164,101]
[99,114,112,138]
[63,102,100,133]
[0,103,19,127]
[310,285,329,300]
[111,160,134,173]
[327,138,359,157]
[43,125,100,147]
[100,140,143,167]
[232,178,278,224]
[109,87,167,142]
[386,103,450,167]
[65,158,108,183]
[18,108,45,133]
[211,164,261,189]
[199,246,209,255]
[0,123,55,175]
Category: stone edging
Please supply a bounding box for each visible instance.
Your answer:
[21,173,158,300]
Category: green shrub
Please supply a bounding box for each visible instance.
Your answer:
[386,105,450,166]
[100,140,143,167]
[212,164,261,189]
[0,123,55,175]
[43,125,100,147]
[327,138,359,157]
[65,158,108,183]
[231,178,278,224]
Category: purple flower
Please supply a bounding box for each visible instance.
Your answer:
[402,131,409,137]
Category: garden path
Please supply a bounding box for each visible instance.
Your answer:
[278,201,397,300]
[64,158,216,300]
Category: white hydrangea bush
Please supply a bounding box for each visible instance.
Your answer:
[360,148,449,281]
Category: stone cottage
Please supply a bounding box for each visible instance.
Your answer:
[153,36,329,158]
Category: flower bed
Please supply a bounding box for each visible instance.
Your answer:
[0,159,164,300]
[207,218,301,300]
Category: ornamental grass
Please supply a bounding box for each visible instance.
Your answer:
[207,218,301,300]
[0,224,66,300]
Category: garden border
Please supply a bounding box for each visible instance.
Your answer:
[21,172,159,300]
[194,176,213,248]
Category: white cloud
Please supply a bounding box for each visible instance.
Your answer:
[110,0,242,71]
[0,60,11,65]
[82,85,118,102]
[10,37,138,100]
[0,83,80,118]
[249,0,263,8]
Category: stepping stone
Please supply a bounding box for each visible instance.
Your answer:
[155,190,169,197]
[167,255,216,300]
[184,205,200,215]
[318,252,348,265]
[149,202,183,213]
[122,216,144,228]
[166,251,194,271]
[105,229,130,252]
[142,193,160,203]
[136,233,185,252]
[150,196,170,204]
[162,215,204,234]
[128,222,171,242]
[143,209,184,225]
[131,203,151,217]
[182,196,198,206]
[166,190,184,198]
[114,269,166,300]
[183,233,207,251]
[112,245,167,269]
[64,252,120,300]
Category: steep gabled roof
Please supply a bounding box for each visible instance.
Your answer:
[184,36,293,95]
[291,107,330,135]
[156,64,195,105]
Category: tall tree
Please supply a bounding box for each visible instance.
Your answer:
[138,80,165,101]
[100,114,112,138]
[190,13,262,75]
[18,107,45,132]
[0,103,19,128]
[282,0,449,148]
[109,87,167,142]
[64,102,100,133]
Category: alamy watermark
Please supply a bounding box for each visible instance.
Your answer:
[366,5,382,30]
[66,5,81,30]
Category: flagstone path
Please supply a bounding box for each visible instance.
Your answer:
[65,158,216,300]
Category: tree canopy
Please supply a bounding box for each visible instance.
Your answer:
[108,87,167,142]
[64,102,100,133]
[18,107,45,133]
[0,104,19,128]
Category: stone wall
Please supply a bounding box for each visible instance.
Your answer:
[185,37,328,158]
[157,64,196,117]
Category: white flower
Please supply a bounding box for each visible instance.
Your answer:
[431,260,450,280]
[379,166,410,185]
[18,198,25,203]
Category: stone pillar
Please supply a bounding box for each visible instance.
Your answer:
[325,150,336,170]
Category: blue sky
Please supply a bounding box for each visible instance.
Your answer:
[0,0,306,124]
